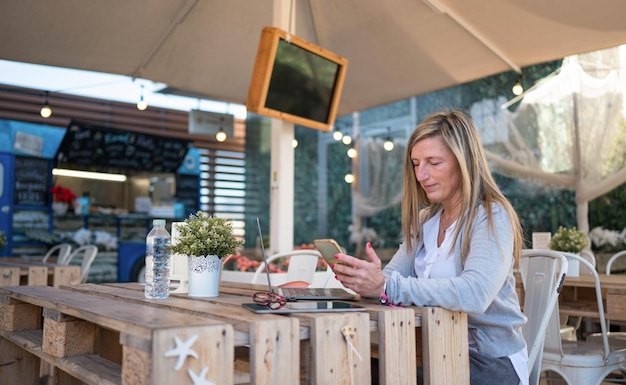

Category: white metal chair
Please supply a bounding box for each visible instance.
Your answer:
[63,245,98,284]
[586,250,626,348]
[558,251,598,340]
[519,249,569,385]
[251,249,332,287]
[606,251,626,275]
[41,243,72,265]
[540,252,626,385]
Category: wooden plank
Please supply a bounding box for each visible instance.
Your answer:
[51,265,81,287]
[27,265,48,286]
[607,288,626,321]
[376,307,416,385]
[152,324,234,385]
[421,307,469,385]
[0,286,223,341]
[0,336,40,385]
[248,317,299,385]
[63,283,301,345]
[307,312,371,385]
[0,267,20,286]
[0,329,121,385]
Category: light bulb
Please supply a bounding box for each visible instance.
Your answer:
[333,131,343,141]
[512,77,523,96]
[384,138,394,151]
[40,105,52,118]
[292,139,299,148]
[344,173,355,184]
[341,135,352,145]
[137,98,147,111]
[215,130,227,142]
[40,91,52,118]
[347,147,357,158]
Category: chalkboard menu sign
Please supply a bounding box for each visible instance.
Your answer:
[56,122,190,173]
[176,174,199,215]
[14,156,50,206]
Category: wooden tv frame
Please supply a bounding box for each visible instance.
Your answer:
[246,26,348,132]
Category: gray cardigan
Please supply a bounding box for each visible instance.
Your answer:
[383,202,527,358]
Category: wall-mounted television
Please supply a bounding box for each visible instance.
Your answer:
[246,26,348,132]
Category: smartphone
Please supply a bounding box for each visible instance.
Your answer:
[313,238,350,267]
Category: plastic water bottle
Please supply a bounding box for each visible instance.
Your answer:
[145,219,171,299]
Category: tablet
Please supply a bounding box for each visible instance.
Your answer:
[242,301,366,314]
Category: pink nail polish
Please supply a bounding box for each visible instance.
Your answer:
[334,254,339,259]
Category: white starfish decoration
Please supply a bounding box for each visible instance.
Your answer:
[164,335,199,370]
[188,366,216,385]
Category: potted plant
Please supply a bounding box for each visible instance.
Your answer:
[549,226,590,277]
[50,185,76,215]
[171,211,243,297]
[0,230,6,250]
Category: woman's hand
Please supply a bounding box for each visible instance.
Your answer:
[333,242,386,298]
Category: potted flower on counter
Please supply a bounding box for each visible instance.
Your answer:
[171,211,243,297]
[549,226,590,277]
[50,185,76,215]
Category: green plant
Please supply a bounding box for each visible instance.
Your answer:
[171,211,243,258]
[0,230,6,248]
[549,226,589,253]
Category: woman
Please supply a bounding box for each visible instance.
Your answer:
[333,110,528,385]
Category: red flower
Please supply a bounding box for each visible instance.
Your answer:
[50,185,76,203]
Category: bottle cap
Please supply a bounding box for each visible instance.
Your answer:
[153,219,166,226]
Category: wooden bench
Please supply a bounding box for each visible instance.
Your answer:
[0,285,233,385]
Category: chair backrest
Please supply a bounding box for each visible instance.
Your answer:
[520,249,568,385]
[543,252,611,359]
[42,243,72,264]
[252,249,331,287]
[606,250,626,275]
[64,245,98,284]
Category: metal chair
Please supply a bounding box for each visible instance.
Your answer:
[63,245,98,284]
[606,251,626,275]
[41,243,72,265]
[540,252,626,385]
[519,249,569,385]
[586,250,626,349]
[252,249,332,287]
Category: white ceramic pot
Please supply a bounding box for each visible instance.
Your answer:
[51,201,69,215]
[188,255,221,297]
[566,255,580,277]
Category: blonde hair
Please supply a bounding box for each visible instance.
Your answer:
[401,110,523,262]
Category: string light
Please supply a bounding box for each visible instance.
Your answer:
[292,139,299,148]
[512,75,523,96]
[344,173,355,184]
[40,91,52,118]
[383,127,394,151]
[215,127,227,142]
[137,84,147,110]
[333,129,344,141]
[341,135,352,145]
[347,147,357,158]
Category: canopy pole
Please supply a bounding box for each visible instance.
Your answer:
[269,0,295,254]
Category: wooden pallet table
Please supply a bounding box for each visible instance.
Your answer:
[0,281,469,385]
